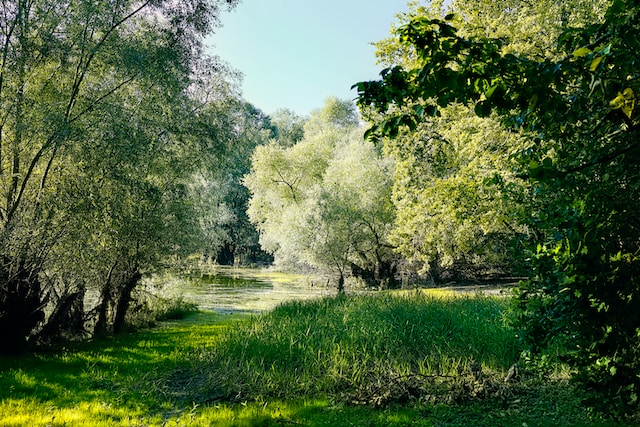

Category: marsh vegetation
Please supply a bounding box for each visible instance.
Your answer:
[1,288,628,426]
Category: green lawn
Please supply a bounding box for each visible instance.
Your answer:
[0,292,631,426]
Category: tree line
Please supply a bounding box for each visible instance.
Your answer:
[0,0,257,351]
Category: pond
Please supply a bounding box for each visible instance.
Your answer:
[155,267,336,314]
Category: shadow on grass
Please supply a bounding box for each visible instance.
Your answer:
[0,302,633,426]
[0,312,238,423]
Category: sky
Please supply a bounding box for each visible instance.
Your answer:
[207,0,409,117]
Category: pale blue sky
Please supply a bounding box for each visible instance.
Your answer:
[207,1,408,116]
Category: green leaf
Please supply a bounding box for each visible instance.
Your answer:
[363,125,378,141]
[474,100,492,117]
[572,47,592,58]
[609,92,626,109]
[589,56,604,72]
[610,88,635,118]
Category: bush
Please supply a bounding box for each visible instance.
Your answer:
[514,231,640,419]
[154,297,199,321]
[125,294,199,329]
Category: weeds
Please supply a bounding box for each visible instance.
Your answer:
[154,297,199,321]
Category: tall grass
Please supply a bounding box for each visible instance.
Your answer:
[0,295,629,426]
[177,292,522,405]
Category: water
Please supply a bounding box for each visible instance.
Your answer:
[156,267,335,314]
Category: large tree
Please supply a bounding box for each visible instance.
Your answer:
[361,0,607,280]
[0,0,238,351]
[355,0,639,417]
[245,98,397,289]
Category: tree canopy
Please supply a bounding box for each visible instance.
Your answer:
[0,0,242,351]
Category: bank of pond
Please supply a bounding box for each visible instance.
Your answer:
[0,271,630,426]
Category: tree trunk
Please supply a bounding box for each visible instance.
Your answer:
[337,272,345,294]
[112,269,141,334]
[94,264,117,337]
[377,259,399,289]
[0,257,46,354]
[35,289,85,344]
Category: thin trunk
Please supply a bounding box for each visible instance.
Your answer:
[6,3,26,225]
[0,5,19,207]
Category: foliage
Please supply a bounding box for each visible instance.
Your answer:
[150,297,199,322]
[269,108,306,147]
[0,0,240,351]
[245,98,398,288]
[190,293,521,405]
[381,103,531,279]
[361,0,603,279]
[355,0,639,418]
[191,101,275,266]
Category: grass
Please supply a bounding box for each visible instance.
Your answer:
[184,291,520,404]
[0,292,632,426]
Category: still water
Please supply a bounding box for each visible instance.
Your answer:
[156,267,335,314]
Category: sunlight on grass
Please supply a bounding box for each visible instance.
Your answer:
[183,292,523,406]
[0,295,633,426]
[396,287,458,299]
[0,399,150,427]
[10,369,38,389]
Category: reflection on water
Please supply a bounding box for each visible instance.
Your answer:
[157,267,335,314]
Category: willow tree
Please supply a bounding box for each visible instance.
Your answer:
[245,98,397,289]
[0,0,238,351]
[192,101,276,266]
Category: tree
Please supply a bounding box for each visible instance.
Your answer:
[245,98,397,289]
[381,104,531,281]
[192,101,275,266]
[355,0,639,417]
[0,0,239,351]
[269,108,305,147]
[314,134,397,288]
[302,96,360,136]
[361,0,596,280]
